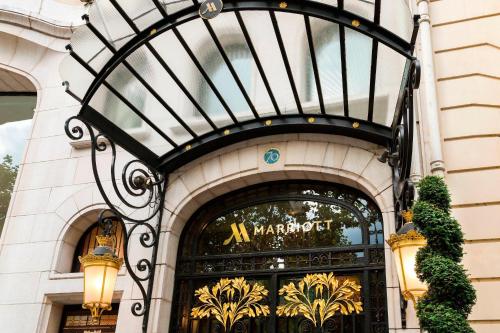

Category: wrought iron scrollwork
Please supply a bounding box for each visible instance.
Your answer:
[378,58,420,328]
[65,116,167,333]
[382,59,421,231]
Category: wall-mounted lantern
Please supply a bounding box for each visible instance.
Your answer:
[79,219,123,321]
[387,211,427,304]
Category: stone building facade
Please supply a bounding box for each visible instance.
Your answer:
[0,0,498,332]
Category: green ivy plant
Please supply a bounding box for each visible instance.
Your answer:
[413,176,476,333]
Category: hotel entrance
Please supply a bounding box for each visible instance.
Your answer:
[170,182,387,333]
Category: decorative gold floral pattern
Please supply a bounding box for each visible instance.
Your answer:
[276,273,363,327]
[190,277,270,331]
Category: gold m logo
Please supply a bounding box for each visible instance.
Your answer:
[223,223,250,245]
[206,2,217,12]
[201,2,217,15]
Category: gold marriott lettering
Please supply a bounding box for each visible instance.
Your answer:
[223,220,334,245]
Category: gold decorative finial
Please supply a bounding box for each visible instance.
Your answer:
[308,117,316,123]
[352,122,360,129]
[401,210,414,223]
[150,29,157,35]
[352,20,360,27]
[185,145,192,151]
[224,129,231,135]
[265,119,272,126]
[279,2,288,9]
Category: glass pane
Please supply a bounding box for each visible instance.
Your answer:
[373,44,406,126]
[380,0,413,41]
[275,12,317,114]
[88,0,137,49]
[89,84,174,155]
[177,18,254,121]
[150,30,235,129]
[209,12,276,117]
[307,19,344,116]
[117,0,163,31]
[240,11,297,115]
[344,0,375,21]
[345,28,372,120]
[127,45,214,137]
[60,55,95,100]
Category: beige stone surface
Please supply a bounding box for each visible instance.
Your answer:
[435,45,500,80]
[437,76,500,109]
[430,0,500,26]
[440,106,500,139]
[447,169,500,206]
[431,15,500,52]
[463,242,500,278]
[443,137,500,172]
[453,204,500,241]
[469,281,500,321]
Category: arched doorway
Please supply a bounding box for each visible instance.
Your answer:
[170,181,387,333]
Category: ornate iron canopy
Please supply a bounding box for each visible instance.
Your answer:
[62,0,419,172]
[61,1,420,331]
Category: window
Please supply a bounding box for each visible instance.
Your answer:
[71,221,125,273]
[171,182,387,333]
[59,304,119,333]
[199,44,253,117]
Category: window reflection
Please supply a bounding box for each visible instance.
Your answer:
[199,44,252,116]
[198,200,364,256]
[307,25,372,119]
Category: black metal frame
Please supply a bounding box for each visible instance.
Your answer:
[63,1,421,332]
[171,181,387,333]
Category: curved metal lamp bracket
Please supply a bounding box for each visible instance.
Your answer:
[65,117,167,332]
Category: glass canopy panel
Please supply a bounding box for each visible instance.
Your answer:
[373,44,407,126]
[70,25,113,73]
[177,18,255,122]
[89,85,174,155]
[163,0,194,15]
[127,46,214,137]
[275,12,319,114]
[344,0,375,21]
[306,18,344,116]
[208,12,276,118]
[149,30,235,129]
[60,56,95,100]
[345,27,372,121]
[239,11,297,115]
[88,0,137,50]
[117,0,163,31]
[105,62,194,145]
[380,0,413,41]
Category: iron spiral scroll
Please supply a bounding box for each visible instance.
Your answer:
[65,116,167,332]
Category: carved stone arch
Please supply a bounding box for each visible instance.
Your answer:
[51,184,129,273]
